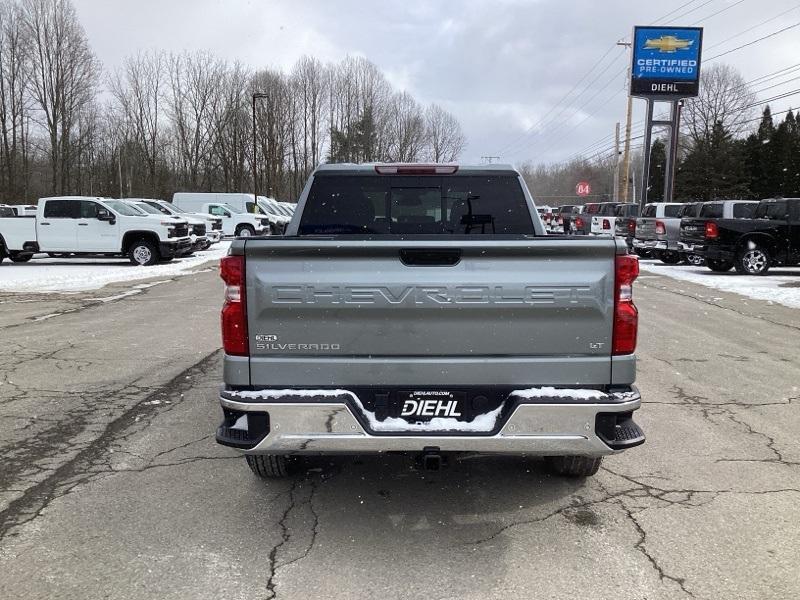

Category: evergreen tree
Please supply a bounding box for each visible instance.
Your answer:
[782,111,800,196]
[676,121,749,200]
[744,107,777,198]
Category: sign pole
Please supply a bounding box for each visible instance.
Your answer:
[640,99,654,209]
[613,122,620,203]
[663,100,682,203]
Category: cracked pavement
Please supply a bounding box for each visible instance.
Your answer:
[1,267,799,599]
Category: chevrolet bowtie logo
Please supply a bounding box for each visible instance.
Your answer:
[644,35,694,53]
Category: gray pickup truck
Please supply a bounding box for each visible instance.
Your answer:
[215,164,645,479]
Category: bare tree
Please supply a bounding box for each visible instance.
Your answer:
[290,56,328,184]
[22,0,98,194]
[0,0,31,200]
[387,91,426,162]
[210,61,250,192]
[108,51,164,196]
[166,51,224,189]
[424,103,465,162]
[683,63,756,146]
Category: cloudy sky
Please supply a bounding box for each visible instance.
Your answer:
[73,0,800,165]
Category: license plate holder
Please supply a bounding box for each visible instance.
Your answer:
[398,390,466,422]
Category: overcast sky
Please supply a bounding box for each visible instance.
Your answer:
[73,0,800,165]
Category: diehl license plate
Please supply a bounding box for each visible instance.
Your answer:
[399,390,465,420]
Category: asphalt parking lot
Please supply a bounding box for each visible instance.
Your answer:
[1,264,799,600]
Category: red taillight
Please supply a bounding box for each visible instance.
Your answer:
[613,254,639,356]
[655,220,666,235]
[374,164,458,175]
[220,255,248,356]
[557,216,563,224]
[575,217,584,229]
[705,221,719,239]
[627,219,636,234]
[602,218,611,230]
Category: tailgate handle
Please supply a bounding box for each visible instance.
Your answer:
[399,248,461,267]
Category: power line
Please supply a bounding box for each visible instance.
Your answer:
[496,48,625,156]
[689,0,747,26]
[495,0,722,158]
[650,0,705,24]
[704,3,800,50]
[556,61,800,165]
[706,20,800,61]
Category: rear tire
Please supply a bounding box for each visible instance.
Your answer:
[128,239,159,266]
[545,455,603,477]
[245,454,293,478]
[659,251,681,265]
[735,245,771,275]
[9,252,33,263]
[707,259,733,272]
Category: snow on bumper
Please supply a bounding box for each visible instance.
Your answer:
[216,387,643,456]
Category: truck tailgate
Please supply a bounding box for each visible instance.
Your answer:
[243,238,621,387]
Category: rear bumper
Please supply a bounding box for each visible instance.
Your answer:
[216,387,644,457]
[633,238,678,251]
[678,241,706,254]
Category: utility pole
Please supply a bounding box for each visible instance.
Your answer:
[481,156,500,164]
[612,122,620,202]
[617,38,633,203]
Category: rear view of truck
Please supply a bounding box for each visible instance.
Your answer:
[216,164,645,479]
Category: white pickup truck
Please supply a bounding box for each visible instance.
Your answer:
[172,193,271,237]
[0,196,192,266]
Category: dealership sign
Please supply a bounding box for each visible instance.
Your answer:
[630,26,703,98]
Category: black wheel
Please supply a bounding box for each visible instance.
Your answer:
[707,259,733,272]
[545,455,603,477]
[659,251,681,265]
[128,239,159,266]
[735,245,770,275]
[236,224,256,238]
[9,252,33,263]
[245,454,294,478]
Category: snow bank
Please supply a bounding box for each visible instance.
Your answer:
[639,260,800,309]
[0,242,230,293]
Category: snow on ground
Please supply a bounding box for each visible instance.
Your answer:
[639,259,800,309]
[0,242,230,293]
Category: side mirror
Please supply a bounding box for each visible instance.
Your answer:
[97,208,115,224]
